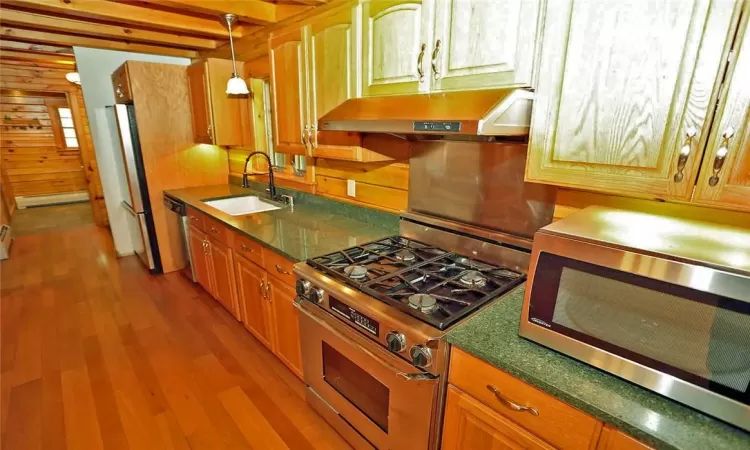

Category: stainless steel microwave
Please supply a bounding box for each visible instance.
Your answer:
[520,206,750,432]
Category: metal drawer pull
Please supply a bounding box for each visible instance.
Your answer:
[417,43,426,82]
[210,227,219,234]
[190,216,198,221]
[275,264,292,275]
[673,126,697,182]
[260,280,267,299]
[302,125,309,146]
[309,124,316,149]
[266,282,272,301]
[486,385,539,416]
[116,84,124,98]
[709,126,735,187]
[431,39,441,80]
[240,243,253,252]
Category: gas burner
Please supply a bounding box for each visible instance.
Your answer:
[344,265,368,279]
[459,270,487,288]
[394,249,416,262]
[408,293,438,313]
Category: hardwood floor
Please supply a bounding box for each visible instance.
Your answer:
[0,223,351,449]
[10,202,95,236]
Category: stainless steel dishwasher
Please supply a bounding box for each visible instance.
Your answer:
[163,195,197,282]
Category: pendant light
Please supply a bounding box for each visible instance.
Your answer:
[65,72,81,85]
[222,13,249,95]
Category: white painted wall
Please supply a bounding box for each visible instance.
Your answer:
[73,48,190,256]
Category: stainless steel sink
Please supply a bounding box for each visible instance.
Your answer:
[202,195,280,216]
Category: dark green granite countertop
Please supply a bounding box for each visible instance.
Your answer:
[164,184,398,261]
[447,286,750,450]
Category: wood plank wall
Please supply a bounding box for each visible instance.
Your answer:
[0,61,108,225]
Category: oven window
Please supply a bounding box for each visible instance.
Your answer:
[550,264,750,394]
[322,342,390,432]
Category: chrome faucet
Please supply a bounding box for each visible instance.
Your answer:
[243,151,277,199]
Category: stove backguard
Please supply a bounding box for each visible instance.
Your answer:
[408,140,557,241]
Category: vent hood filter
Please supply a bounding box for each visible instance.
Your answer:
[319,89,533,137]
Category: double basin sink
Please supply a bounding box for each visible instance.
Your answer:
[203,195,281,216]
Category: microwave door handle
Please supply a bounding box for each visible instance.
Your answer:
[294,297,437,381]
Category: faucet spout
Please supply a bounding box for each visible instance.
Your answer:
[243,151,277,199]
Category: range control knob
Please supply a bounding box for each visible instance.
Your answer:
[295,279,311,296]
[310,288,325,304]
[410,345,433,368]
[385,332,406,353]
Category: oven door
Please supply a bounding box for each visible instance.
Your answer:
[296,298,438,450]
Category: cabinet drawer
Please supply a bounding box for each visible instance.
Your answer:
[233,232,264,267]
[449,348,601,450]
[263,249,295,286]
[186,207,205,231]
[204,217,230,246]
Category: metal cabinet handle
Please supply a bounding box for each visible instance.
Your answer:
[302,124,309,147]
[486,385,539,416]
[431,39,441,80]
[260,280,267,299]
[190,216,198,222]
[240,243,253,253]
[116,84,124,98]
[308,124,316,149]
[266,281,272,302]
[210,227,219,234]
[673,126,697,182]
[202,240,208,254]
[417,43,426,82]
[207,123,213,138]
[709,126,735,187]
[275,264,292,275]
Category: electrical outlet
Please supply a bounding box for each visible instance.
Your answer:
[347,179,356,197]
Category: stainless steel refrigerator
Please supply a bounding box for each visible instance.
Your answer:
[112,103,163,273]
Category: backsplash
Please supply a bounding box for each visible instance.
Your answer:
[229,174,400,232]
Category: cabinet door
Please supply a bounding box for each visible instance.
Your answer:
[526,0,740,200]
[235,255,274,349]
[188,225,212,293]
[361,0,433,97]
[442,386,555,450]
[205,58,246,147]
[693,13,750,212]
[270,29,308,155]
[597,426,653,450]
[432,0,541,91]
[208,239,240,320]
[187,61,213,144]
[267,278,303,379]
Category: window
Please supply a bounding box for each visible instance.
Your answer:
[57,108,79,148]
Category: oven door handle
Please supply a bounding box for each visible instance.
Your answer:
[294,297,437,381]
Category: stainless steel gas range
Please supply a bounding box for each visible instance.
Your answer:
[293,140,557,450]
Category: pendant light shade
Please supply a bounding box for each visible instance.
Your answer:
[65,72,81,85]
[222,13,249,95]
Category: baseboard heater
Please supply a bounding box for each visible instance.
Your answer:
[14,191,89,209]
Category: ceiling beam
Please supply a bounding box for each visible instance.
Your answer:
[0,40,73,55]
[0,9,219,50]
[1,27,199,58]
[1,0,242,39]
[0,49,76,65]
[141,0,310,25]
[0,58,76,70]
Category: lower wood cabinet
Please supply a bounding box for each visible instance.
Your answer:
[442,386,554,450]
[444,348,652,450]
[188,223,240,320]
[235,254,274,349]
[267,277,303,379]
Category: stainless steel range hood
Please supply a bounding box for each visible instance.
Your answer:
[318,88,533,136]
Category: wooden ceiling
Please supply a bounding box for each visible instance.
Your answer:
[0,0,327,67]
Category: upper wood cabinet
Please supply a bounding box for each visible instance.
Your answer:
[187,58,246,147]
[111,64,132,104]
[431,0,542,91]
[361,0,432,96]
[693,11,750,211]
[270,30,308,155]
[526,0,742,203]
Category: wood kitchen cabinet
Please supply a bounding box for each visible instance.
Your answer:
[235,254,274,348]
[431,0,542,92]
[361,0,431,97]
[111,63,132,104]
[270,29,308,155]
[187,222,240,320]
[443,348,653,450]
[187,58,246,146]
[693,11,750,212]
[526,0,742,202]
[442,386,554,450]
[267,276,304,379]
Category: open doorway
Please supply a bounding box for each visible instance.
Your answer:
[1,63,108,236]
